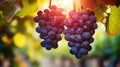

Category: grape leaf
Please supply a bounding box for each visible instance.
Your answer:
[106,6,120,35]
[16,0,39,18]
[0,1,18,22]
[94,4,107,22]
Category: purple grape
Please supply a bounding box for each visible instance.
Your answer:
[90,15,96,22]
[72,14,79,22]
[76,28,83,34]
[44,9,49,14]
[69,28,76,35]
[41,29,47,35]
[48,31,55,39]
[56,34,62,41]
[78,19,85,27]
[65,19,72,27]
[45,44,52,50]
[82,14,89,20]
[41,41,46,47]
[34,16,40,22]
[87,11,95,16]
[82,25,89,31]
[70,47,78,55]
[52,40,58,48]
[81,41,89,48]
[38,20,46,27]
[86,20,92,27]
[79,48,88,55]
[75,35,83,43]
[68,42,75,47]
[65,34,71,41]
[57,28,64,34]
[74,43,81,49]
[89,30,95,36]
[92,23,98,30]
[36,26,41,33]
[82,32,91,39]
[63,29,69,34]
[39,34,45,39]
[52,27,57,33]
[75,53,82,59]
[70,35,76,42]
[88,37,94,43]
[37,11,43,16]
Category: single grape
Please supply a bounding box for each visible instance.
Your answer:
[41,29,47,36]
[79,48,88,55]
[88,37,94,43]
[36,26,41,33]
[75,35,83,43]
[34,16,40,22]
[63,29,69,35]
[81,41,89,48]
[57,28,64,34]
[48,31,56,39]
[70,47,78,55]
[70,35,76,42]
[65,34,71,41]
[82,14,89,20]
[76,28,83,34]
[50,5,57,10]
[56,34,62,41]
[75,52,82,59]
[82,32,91,39]
[68,41,75,47]
[41,41,46,47]
[44,9,49,14]
[90,15,96,22]
[37,11,43,16]
[92,23,98,30]
[38,20,46,27]
[65,19,73,27]
[45,44,52,50]
[78,19,85,27]
[72,14,79,22]
[74,43,81,49]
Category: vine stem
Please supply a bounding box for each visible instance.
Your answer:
[74,0,76,11]
[49,0,52,8]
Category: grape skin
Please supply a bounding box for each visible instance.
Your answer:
[64,10,98,59]
[34,5,65,50]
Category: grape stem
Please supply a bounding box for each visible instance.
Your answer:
[74,0,76,11]
[49,0,52,8]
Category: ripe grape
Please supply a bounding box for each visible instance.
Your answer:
[34,5,65,50]
[64,10,98,59]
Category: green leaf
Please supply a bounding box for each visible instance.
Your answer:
[94,4,107,22]
[0,1,17,22]
[16,0,38,18]
[106,6,120,35]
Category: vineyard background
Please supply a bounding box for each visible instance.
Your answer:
[0,0,120,67]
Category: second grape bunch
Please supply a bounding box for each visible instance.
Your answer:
[64,10,98,58]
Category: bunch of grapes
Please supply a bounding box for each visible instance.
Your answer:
[34,5,66,50]
[64,10,98,58]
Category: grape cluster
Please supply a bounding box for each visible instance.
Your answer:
[64,10,98,58]
[34,5,66,50]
